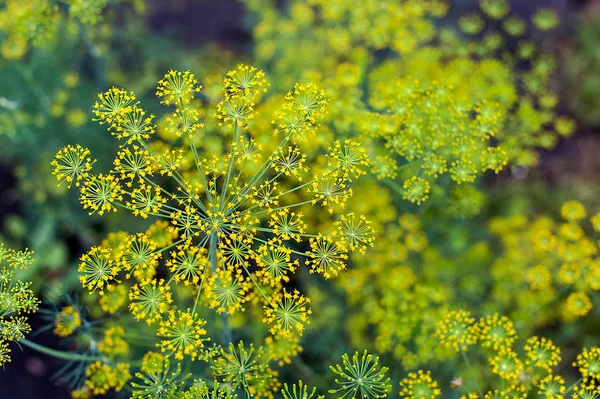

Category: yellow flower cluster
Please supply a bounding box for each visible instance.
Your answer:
[53,305,82,337]
[488,200,600,324]
[49,66,375,397]
[428,310,594,398]
[0,243,40,367]
[243,0,574,205]
[0,0,135,59]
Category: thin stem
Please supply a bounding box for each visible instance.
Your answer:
[208,233,232,345]
[461,350,484,398]
[20,338,105,363]
[220,121,239,210]
[565,378,582,395]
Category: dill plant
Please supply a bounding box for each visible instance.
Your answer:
[43,65,375,397]
[243,0,575,207]
[1,2,599,399]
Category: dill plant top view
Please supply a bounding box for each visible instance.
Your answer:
[0,0,600,399]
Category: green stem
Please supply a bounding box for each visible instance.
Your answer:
[461,350,484,398]
[565,378,582,395]
[20,338,105,363]
[209,233,232,345]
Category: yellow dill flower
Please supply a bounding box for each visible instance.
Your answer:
[525,265,552,291]
[263,289,312,337]
[98,326,129,358]
[564,292,592,318]
[559,222,585,241]
[571,379,600,399]
[56,65,375,348]
[166,243,208,286]
[273,83,328,140]
[6,248,35,270]
[459,13,485,36]
[205,265,252,314]
[265,333,302,367]
[271,145,308,180]
[99,284,128,315]
[212,341,270,390]
[51,144,95,188]
[305,235,348,279]
[92,87,137,126]
[574,347,600,379]
[128,279,173,324]
[53,306,81,337]
[333,212,376,254]
[145,220,179,247]
[402,177,430,205]
[157,309,209,361]
[79,173,124,216]
[524,336,561,372]
[561,201,587,222]
[489,347,523,381]
[156,70,202,106]
[326,139,370,181]
[118,233,161,281]
[253,242,297,285]
[435,310,478,352]
[85,361,131,395]
[399,370,440,399]
[558,263,581,285]
[590,212,600,232]
[329,350,391,399]
[141,351,164,374]
[78,246,120,296]
[477,313,517,351]
[537,374,565,399]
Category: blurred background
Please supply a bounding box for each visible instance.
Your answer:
[1,0,599,397]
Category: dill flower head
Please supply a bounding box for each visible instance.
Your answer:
[128,279,173,324]
[131,358,189,399]
[51,144,95,188]
[574,347,600,380]
[564,292,592,318]
[157,309,209,361]
[78,246,120,296]
[537,374,565,399]
[156,70,202,106]
[212,341,270,390]
[402,177,430,205]
[561,200,587,222]
[399,370,441,399]
[477,313,517,351]
[85,361,131,396]
[524,336,561,372]
[571,379,600,399]
[489,347,523,381]
[56,65,374,340]
[263,289,312,337]
[435,310,478,352]
[329,350,392,399]
[53,305,82,337]
[98,326,129,358]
